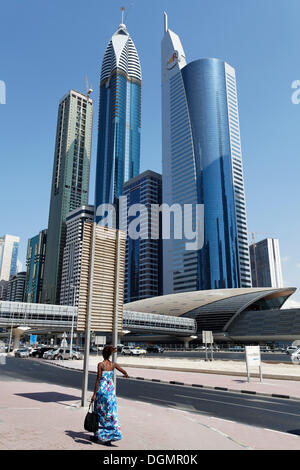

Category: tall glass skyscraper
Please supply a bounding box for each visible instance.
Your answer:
[123,170,163,303]
[0,234,20,281]
[42,90,93,304]
[250,238,283,288]
[161,14,252,294]
[24,229,47,303]
[95,22,141,221]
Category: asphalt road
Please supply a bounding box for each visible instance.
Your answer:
[2,357,300,436]
[123,351,290,363]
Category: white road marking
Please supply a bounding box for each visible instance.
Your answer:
[175,394,300,418]
[0,407,40,410]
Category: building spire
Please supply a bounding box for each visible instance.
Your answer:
[164,11,168,33]
[121,6,125,25]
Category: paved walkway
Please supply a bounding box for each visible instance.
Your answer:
[1,377,300,450]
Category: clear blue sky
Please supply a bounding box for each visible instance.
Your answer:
[1,0,300,305]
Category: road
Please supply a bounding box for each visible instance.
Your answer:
[117,351,290,363]
[2,357,300,437]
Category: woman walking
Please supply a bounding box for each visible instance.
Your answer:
[91,345,129,445]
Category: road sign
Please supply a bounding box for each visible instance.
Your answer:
[94,336,106,345]
[202,331,213,344]
[202,331,214,361]
[245,345,262,382]
[30,335,37,345]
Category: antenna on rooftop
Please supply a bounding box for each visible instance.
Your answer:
[121,6,125,23]
[164,11,168,33]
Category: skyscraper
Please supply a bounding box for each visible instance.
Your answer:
[7,271,26,302]
[123,170,163,303]
[250,238,283,288]
[0,234,20,281]
[24,229,47,303]
[94,20,141,222]
[161,14,252,294]
[42,90,93,304]
[60,205,94,306]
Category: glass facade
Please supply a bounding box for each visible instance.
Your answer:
[95,24,141,222]
[0,235,20,281]
[250,238,283,288]
[9,241,19,278]
[123,171,162,303]
[162,24,252,294]
[42,90,93,304]
[24,230,47,303]
[182,59,239,290]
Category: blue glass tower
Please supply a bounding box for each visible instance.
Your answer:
[24,229,47,303]
[123,170,163,303]
[95,22,141,222]
[161,14,252,294]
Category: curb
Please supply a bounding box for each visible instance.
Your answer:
[42,360,300,403]
[111,362,300,382]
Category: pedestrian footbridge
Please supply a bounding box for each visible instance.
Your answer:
[0,301,197,336]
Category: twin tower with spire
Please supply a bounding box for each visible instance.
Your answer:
[95,11,252,296]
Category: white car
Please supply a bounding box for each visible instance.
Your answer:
[121,346,141,356]
[43,349,55,359]
[286,346,298,355]
[134,347,147,355]
[291,349,300,363]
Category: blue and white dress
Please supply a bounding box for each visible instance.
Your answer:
[94,362,122,442]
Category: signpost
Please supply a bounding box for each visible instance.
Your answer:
[202,330,214,361]
[245,345,262,382]
[30,335,37,346]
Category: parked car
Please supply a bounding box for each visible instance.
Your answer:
[55,348,83,360]
[291,348,300,363]
[146,345,164,353]
[31,346,54,358]
[286,346,298,355]
[14,348,30,358]
[42,349,55,359]
[121,346,142,356]
[134,346,147,355]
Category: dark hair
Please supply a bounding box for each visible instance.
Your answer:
[102,345,116,360]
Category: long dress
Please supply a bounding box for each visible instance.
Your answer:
[94,362,122,442]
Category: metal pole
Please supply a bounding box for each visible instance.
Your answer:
[8,310,15,353]
[112,230,121,390]
[69,283,76,356]
[81,222,96,407]
[259,364,262,382]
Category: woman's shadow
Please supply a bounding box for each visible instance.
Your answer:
[65,430,93,445]
[65,430,118,447]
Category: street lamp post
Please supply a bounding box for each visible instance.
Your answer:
[69,282,76,356]
[112,230,121,390]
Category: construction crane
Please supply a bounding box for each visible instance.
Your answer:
[85,74,93,101]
